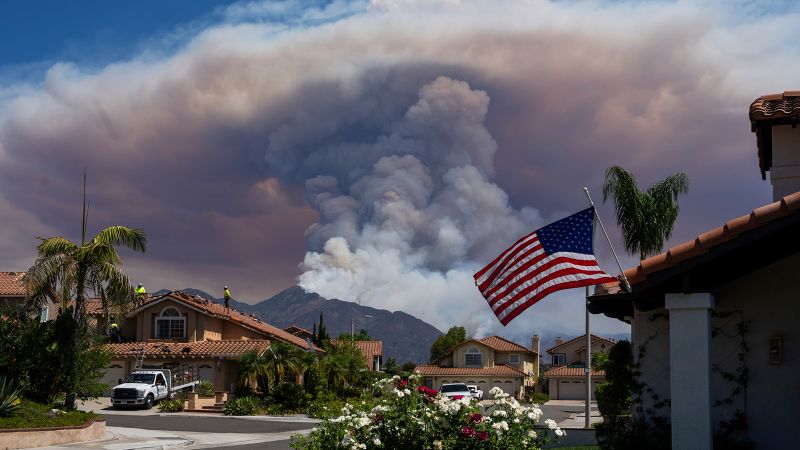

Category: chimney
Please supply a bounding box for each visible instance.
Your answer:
[531,334,540,354]
[750,92,800,201]
[555,336,564,346]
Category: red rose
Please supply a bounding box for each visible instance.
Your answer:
[398,379,408,389]
[460,427,476,437]
[469,413,483,423]
[476,431,489,441]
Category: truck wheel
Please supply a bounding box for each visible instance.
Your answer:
[144,394,154,409]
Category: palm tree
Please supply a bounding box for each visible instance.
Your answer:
[239,342,306,393]
[602,166,689,260]
[319,341,366,394]
[23,174,146,409]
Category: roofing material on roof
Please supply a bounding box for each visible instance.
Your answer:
[106,340,270,358]
[129,291,322,352]
[414,364,527,377]
[543,366,605,378]
[749,91,800,179]
[0,272,25,296]
[331,340,383,368]
[593,191,800,296]
[546,334,617,354]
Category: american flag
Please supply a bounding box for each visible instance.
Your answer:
[474,207,618,326]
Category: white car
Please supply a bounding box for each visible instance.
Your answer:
[467,385,484,400]
[439,383,473,399]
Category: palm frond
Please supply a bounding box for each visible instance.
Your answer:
[36,237,78,258]
[92,226,147,253]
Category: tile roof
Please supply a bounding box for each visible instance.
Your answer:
[131,291,322,352]
[749,91,800,179]
[284,324,314,339]
[106,340,270,358]
[546,334,616,354]
[331,340,383,367]
[543,366,605,378]
[594,191,800,295]
[0,272,25,296]
[414,364,527,377]
[476,336,534,354]
[750,91,800,122]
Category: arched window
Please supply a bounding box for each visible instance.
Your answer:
[155,306,186,339]
[464,347,482,367]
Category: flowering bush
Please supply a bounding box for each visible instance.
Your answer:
[290,374,564,449]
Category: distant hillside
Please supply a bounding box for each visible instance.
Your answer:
[155,286,444,364]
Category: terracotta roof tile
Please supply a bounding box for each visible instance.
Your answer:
[414,364,527,377]
[546,334,616,354]
[750,91,800,122]
[0,272,25,296]
[476,336,533,353]
[543,366,605,377]
[132,292,322,352]
[595,191,800,294]
[106,340,270,358]
[331,340,383,368]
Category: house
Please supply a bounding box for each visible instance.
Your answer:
[542,334,613,400]
[284,324,315,341]
[588,92,800,450]
[331,339,383,371]
[99,290,323,393]
[414,335,540,399]
[0,271,55,322]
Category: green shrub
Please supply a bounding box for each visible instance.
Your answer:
[0,376,22,418]
[157,398,184,413]
[223,396,262,416]
[197,380,215,397]
[0,399,96,429]
[306,391,345,419]
[269,382,307,411]
[529,392,549,404]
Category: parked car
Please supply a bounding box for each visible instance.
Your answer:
[439,383,473,399]
[467,384,483,400]
[110,369,198,409]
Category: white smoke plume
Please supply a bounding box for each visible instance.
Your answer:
[298,76,542,336]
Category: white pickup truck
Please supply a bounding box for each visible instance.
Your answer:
[110,369,199,409]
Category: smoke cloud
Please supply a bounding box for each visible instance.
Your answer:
[1,0,799,340]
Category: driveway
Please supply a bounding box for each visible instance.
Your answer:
[38,399,317,450]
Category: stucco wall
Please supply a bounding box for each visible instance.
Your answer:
[0,419,106,449]
[199,315,223,341]
[222,321,262,340]
[632,252,800,448]
[770,125,800,200]
[451,342,494,368]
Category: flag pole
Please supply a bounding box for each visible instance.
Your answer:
[583,188,631,292]
[585,285,591,429]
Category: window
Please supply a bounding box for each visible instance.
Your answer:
[155,307,186,339]
[552,353,565,366]
[464,347,482,367]
[508,354,520,364]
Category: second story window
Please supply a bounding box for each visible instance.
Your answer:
[508,354,520,364]
[155,307,186,339]
[552,353,565,366]
[464,347,482,367]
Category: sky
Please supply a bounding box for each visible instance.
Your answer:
[1,0,799,343]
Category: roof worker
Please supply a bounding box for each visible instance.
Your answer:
[135,283,147,300]
[109,322,121,343]
[224,286,231,309]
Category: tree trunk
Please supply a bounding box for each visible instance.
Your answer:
[63,286,85,410]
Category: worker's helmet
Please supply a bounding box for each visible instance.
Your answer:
[224,286,228,289]
[137,283,142,287]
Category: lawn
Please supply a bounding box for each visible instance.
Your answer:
[0,400,97,429]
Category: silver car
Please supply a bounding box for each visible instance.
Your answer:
[439,383,473,399]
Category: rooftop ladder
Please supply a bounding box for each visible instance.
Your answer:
[133,347,145,371]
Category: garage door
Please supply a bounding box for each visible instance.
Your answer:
[101,364,126,394]
[490,380,514,396]
[558,380,600,400]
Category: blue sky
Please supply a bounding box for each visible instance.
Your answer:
[1,0,799,340]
